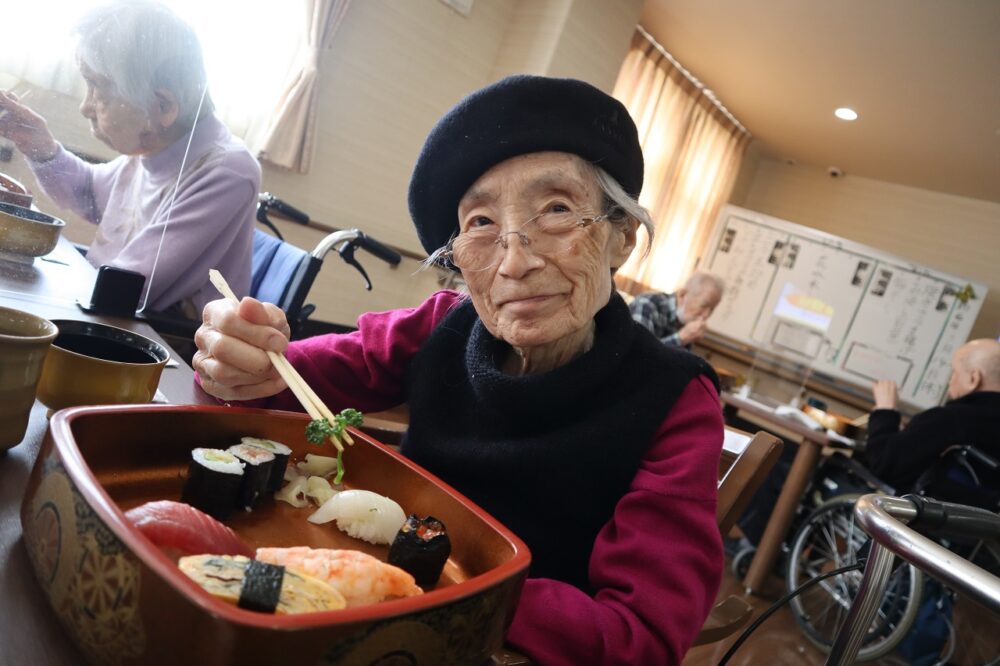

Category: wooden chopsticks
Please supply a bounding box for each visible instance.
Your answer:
[208,269,346,452]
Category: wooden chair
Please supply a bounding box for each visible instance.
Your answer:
[693,428,783,646]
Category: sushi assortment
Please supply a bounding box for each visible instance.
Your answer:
[140,434,452,617]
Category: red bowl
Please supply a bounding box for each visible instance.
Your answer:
[21,404,530,666]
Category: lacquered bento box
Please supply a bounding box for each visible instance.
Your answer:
[21,405,530,666]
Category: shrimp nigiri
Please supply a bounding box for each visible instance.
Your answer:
[255,546,422,607]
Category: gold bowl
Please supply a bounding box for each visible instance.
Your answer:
[0,201,64,259]
[36,320,170,410]
[0,306,57,448]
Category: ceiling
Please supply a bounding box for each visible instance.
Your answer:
[640,0,1000,203]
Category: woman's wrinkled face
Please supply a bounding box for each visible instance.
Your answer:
[78,61,154,155]
[458,152,636,350]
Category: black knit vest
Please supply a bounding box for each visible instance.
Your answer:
[401,294,718,591]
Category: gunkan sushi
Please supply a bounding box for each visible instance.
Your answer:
[387,515,451,587]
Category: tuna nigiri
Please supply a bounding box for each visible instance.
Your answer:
[126,500,253,558]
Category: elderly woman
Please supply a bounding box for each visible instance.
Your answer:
[0,0,259,317]
[194,76,723,664]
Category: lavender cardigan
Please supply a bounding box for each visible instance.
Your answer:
[30,114,260,314]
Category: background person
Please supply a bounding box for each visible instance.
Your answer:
[0,0,259,317]
[628,271,724,349]
[865,338,1000,491]
[735,338,1000,551]
[193,75,724,665]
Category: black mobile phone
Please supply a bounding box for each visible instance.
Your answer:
[78,265,146,317]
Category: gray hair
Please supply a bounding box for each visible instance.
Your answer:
[422,159,655,269]
[588,163,654,258]
[75,0,213,126]
[684,271,725,298]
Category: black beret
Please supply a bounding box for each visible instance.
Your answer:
[407,75,644,256]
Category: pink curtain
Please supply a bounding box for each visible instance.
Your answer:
[613,31,751,295]
[256,0,352,173]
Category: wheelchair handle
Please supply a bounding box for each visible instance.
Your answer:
[259,192,310,225]
[902,493,1000,541]
[964,445,1000,471]
[310,229,401,292]
[826,494,1000,665]
[357,233,402,266]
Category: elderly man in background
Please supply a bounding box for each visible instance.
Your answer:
[865,338,1000,491]
[0,0,259,318]
[628,271,724,349]
[735,338,1000,551]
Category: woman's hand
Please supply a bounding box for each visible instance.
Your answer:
[872,380,899,411]
[0,91,59,162]
[193,297,292,401]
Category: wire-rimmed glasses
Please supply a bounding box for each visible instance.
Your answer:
[442,209,609,271]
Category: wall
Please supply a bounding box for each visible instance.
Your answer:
[3,0,643,328]
[730,156,1000,341]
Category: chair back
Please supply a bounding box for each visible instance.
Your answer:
[717,428,784,536]
[913,445,1000,511]
[250,229,321,334]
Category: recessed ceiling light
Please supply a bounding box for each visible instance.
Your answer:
[835,107,858,121]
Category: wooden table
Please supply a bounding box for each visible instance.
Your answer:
[0,238,216,666]
[720,391,836,594]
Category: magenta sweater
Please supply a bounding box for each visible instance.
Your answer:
[229,290,724,665]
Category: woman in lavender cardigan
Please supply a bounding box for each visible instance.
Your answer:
[0,0,259,317]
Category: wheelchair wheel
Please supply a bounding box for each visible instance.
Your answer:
[785,496,923,661]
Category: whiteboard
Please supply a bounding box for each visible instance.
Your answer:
[704,206,987,409]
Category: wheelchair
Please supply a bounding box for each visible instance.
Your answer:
[145,193,402,362]
[784,444,1000,662]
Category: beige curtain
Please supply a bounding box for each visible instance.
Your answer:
[256,0,352,173]
[613,31,750,295]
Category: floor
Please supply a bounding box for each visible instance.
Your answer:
[682,558,999,666]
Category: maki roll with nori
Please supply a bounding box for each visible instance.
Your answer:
[387,515,451,588]
[180,448,244,521]
[227,443,276,511]
[240,437,292,492]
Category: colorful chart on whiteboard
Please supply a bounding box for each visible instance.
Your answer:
[704,205,986,409]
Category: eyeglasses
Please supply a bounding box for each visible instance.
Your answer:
[442,209,609,272]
